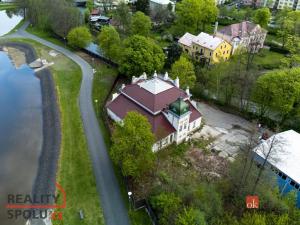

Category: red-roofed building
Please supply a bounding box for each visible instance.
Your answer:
[106,72,202,151]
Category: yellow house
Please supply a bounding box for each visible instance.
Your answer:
[178,32,232,64]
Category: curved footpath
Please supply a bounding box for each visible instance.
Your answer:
[5,22,131,225]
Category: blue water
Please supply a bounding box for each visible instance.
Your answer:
[0,51,43,225]
[0,10,23,36]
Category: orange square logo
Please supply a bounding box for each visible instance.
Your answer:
[246,196,259,209]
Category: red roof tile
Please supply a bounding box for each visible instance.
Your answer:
[121,82,188,113]
[107,94,176,140]
[187,101,202,122]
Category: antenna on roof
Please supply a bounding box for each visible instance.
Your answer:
[153,70,157,78]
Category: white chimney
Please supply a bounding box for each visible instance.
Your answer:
[153,70,157,78]
[164,72,169,80]
[142,72,147,79]
[214,21,218,35]
[131,76,136,84]
[121,83,125,89]
[175,77,180,88]
[186,86,190,96]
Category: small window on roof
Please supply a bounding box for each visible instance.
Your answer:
[290,180,296,186]
[295,184,299,189]
[282,174,287,180]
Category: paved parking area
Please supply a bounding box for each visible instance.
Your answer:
[193,101,255,159]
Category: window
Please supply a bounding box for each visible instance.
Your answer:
[223,51,225,54]
[295,184,300,189]
[193,121,196,128]
[290,180,296,186]
[282,174,287,180]
[170,134,173,142]
[227,50,229,54]
[184,123,187,129]
[179,126,182,132]
[221,46,222,49]
[215,53,218,56]
[210,52,212,56]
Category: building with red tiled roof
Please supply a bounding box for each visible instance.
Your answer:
[216,21,267,54]
[106,72,202,151]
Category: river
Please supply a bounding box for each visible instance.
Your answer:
[0,9,23,36]
[0,49,43,225]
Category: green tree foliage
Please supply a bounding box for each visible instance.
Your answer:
[151,193,182,225]
[240,213,266,225]
[170,56,196,89]
[67,26,92,49]
[113,1,132,34]
[111,112,155,178]
[166,43,183,68]
[176,208,207,225]
[84,8,90,24]
[119,35,165,77]
[173,0,218,35]
[98,26,121,61]
[253,8,271,28]
[25,0,81,37]
[252,68,300,122]
[275,9,300,48]
[131,11,152,36]
[134,0,149,15]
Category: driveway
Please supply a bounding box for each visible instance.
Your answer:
[4,22,131,225]
[194,101,255,159]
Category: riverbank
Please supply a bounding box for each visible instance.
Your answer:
[3,38,105,224]
[2,42,61,202]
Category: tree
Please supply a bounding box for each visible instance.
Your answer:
[111,112,155,178]
[151,193,182,225]
[252,68,300,122]
[165,43,182,68]
[176,208,207,225]
[113,1,131,34]
[134,0,149,15]
[119,35,165,77]
[240,213,266,225]
[281,35,300,68]
[170,56,196,89]
[67,26,92,48]
[173,0,218,35]
[98,26,121,61]
[253,8,271,28]
[131,11,152,36]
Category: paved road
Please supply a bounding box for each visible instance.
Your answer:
[4,22,131,225]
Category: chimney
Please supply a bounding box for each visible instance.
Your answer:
[214,21,218,35]
[153,70,157,78]
[131,76,136,84]
[175,77,180,88]
[186,86,190,96]
[121,83,125,89]
[142,72,147,80]
[164,72,169,80]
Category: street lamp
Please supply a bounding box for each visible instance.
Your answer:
[128,192,132,210]
[94,99,98,117]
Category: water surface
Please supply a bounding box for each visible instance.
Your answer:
[0,52,43,225]
[0,10,23,36]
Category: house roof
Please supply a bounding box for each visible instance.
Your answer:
[178,32,195,47]
[255,130,300,185]
[188,101,202,123]
[179,32,225,50]
[217,21,266,39]
[169,97,190,116]
[107,94,176,140]
[121,77,188,114]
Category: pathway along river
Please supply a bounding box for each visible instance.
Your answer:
[0,10,43,225]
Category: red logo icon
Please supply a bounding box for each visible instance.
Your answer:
[246,195,259,209]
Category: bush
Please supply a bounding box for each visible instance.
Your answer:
[67,26,92,49]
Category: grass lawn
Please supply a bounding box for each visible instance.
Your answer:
[253,48,286,70]
[26,26,73,50]
[4,38,105,225]
[0,3,17,10]
[89,56,152,225]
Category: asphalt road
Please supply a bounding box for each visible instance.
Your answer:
[5,22,131,225]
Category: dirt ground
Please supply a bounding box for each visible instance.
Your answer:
[4,46,26,68]
[194,101,261,159]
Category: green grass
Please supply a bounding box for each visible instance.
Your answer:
[253,49,286,70]
[26,26,73,50]
[0,3,17,10]
[5,38,104,225]
[91,60,152,225]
